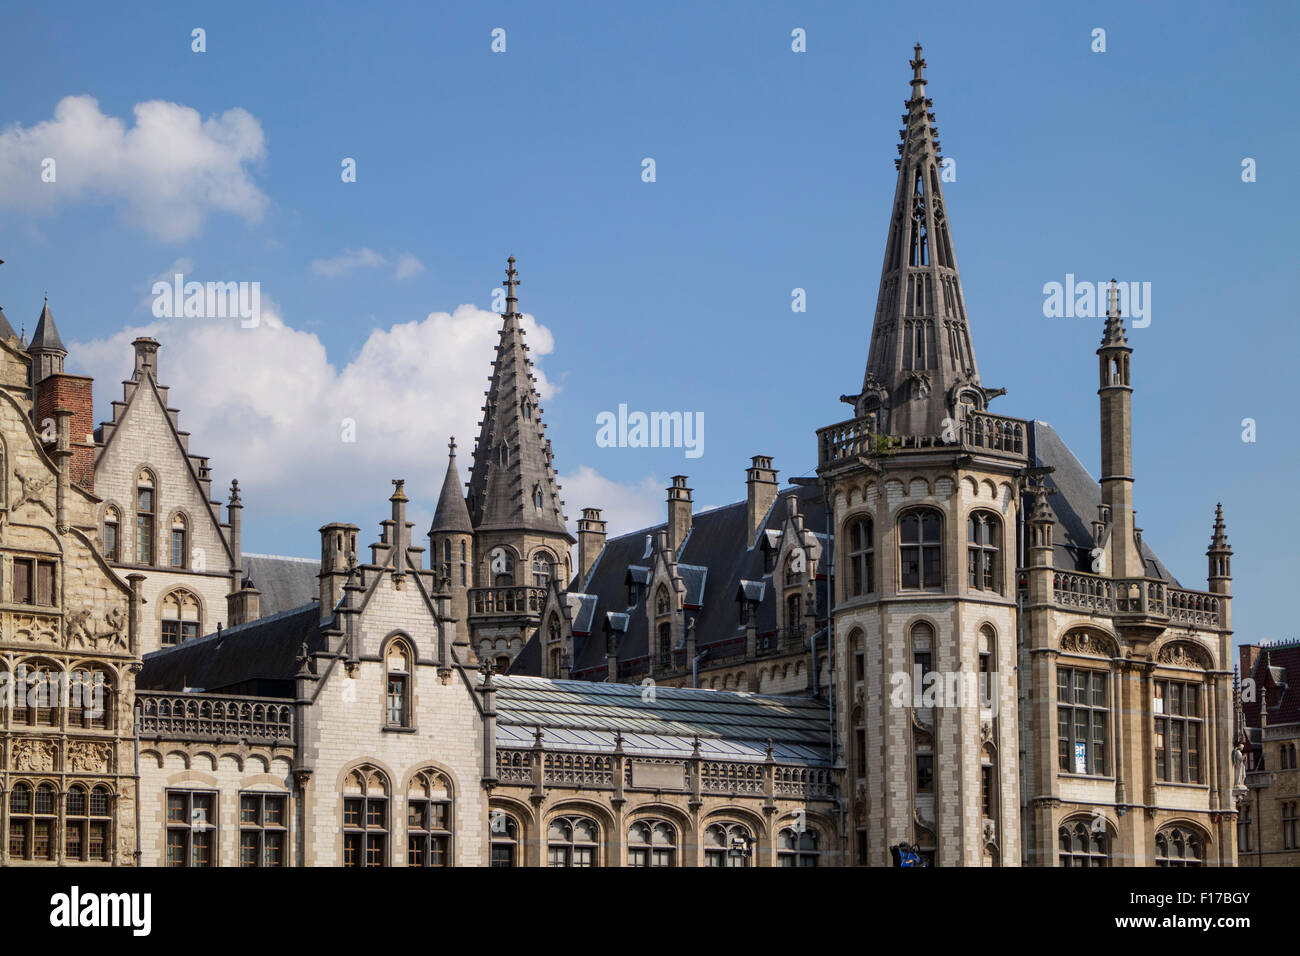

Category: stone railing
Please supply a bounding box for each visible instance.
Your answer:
[1050,573,1223,628]
[469,585,547,618]
[774,765,834,799]
[135,692,294,744]
[495,749,533,784]
[817,409,1029,470]
[543,752,616,788]
[701,760,764,796]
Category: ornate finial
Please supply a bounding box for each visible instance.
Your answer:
[448,436,457,456]
[1101,278,1128,347]
[391,478,407,501]
[910,42,926,88]
[503,256,520,315]
[479,656,494,684]
[229,479,241,506]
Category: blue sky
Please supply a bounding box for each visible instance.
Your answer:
[0,0,1296,646]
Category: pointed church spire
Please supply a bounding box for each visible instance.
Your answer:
[466,258,573,540]
[856,44,993,437]
[431,437,473,534]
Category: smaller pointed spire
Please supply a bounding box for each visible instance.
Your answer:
[430,437,473,535]
[1210,502,1230,550]
[29,295,66,353]
[503,256,520,317]
[1101,278,1129,348]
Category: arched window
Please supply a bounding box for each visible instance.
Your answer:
[135,469,156,565]
[777,826,821,867]
[784,554,800,587]
[967,511,1000,592]
[704,821,754,867]
[68,669,111,730]
[10,782,57,861]
[459,540,468,587]
[489,811,520,867]
[786,593,803,637]
[385,640,412,728]
[547,613,561,644]
[627,819,676,867]
[65,784,111,862]
[899,509,942,589]
[442,539,452,581]
[14,660,58,726]
[493,549,514,587]
[1058,817,1109,867]
[655,586,671,616]
[407,769,452,867]
[657,622,673,671]
[160,589,201,646]
[1154,826,1204,867]
[170,513,188,569]
[547,815,599,867]
[532,484,544,509]
[532,552,554,588]
[342,765,389,867]
[495,653,510,673]
[846,516,874,597]
[103,506,120,562]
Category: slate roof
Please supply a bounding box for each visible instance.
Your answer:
[0,306,15,341]
[138,603,324,697]
[1243,643,1300,730]
[1030,420,1178,582]
[243,553,321,616]
[430,444,473,534]
[512,483,830,679]
[492,675,831,764]
[28,299,65,352]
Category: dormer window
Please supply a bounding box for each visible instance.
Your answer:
[655,586,670,617]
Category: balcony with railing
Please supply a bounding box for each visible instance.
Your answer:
[755,626,808,657]
[1050,571,1224,629]
[468,585,548,620]
[135,692,294,745]
[817,409,1029,470]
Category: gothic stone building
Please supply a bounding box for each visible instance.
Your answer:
[0,301,142,866]
[1237,641,1300,866]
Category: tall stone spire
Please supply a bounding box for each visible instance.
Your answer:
[855,44,994,437]
[467,257,571,538]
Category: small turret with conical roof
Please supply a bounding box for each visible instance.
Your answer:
[28,296,66,382]
[430,438,474,628]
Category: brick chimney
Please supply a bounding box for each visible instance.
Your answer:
[577,508,607,584]
[35,372,94,493]
[745,455,778,545]
[667,476,692,555]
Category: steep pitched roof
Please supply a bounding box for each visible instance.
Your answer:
[1244,644,1300,730]
[466,258,571,539]
[242,554,320,616]
[137,603,324,696]
[511,483,830,679]
[430,438,473,534]
[1030,420,1177,581]
[492,675,832,764]
[0,306,15,341]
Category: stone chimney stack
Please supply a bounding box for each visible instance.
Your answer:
[745,456,778,546]
[319,522,359,618]
[577,508,607,584]
[667,476,692,555]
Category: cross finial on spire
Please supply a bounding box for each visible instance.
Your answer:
[503,256,520,315]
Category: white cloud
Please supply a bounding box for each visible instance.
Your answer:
[558,466,666,538]
[71,294,658,552]
[311,248,426,280]
[0,95,267,240]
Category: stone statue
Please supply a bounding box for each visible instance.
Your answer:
[1232,742,1246,790]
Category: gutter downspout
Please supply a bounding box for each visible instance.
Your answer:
[819,474,846,868]
[692,648,709,688]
